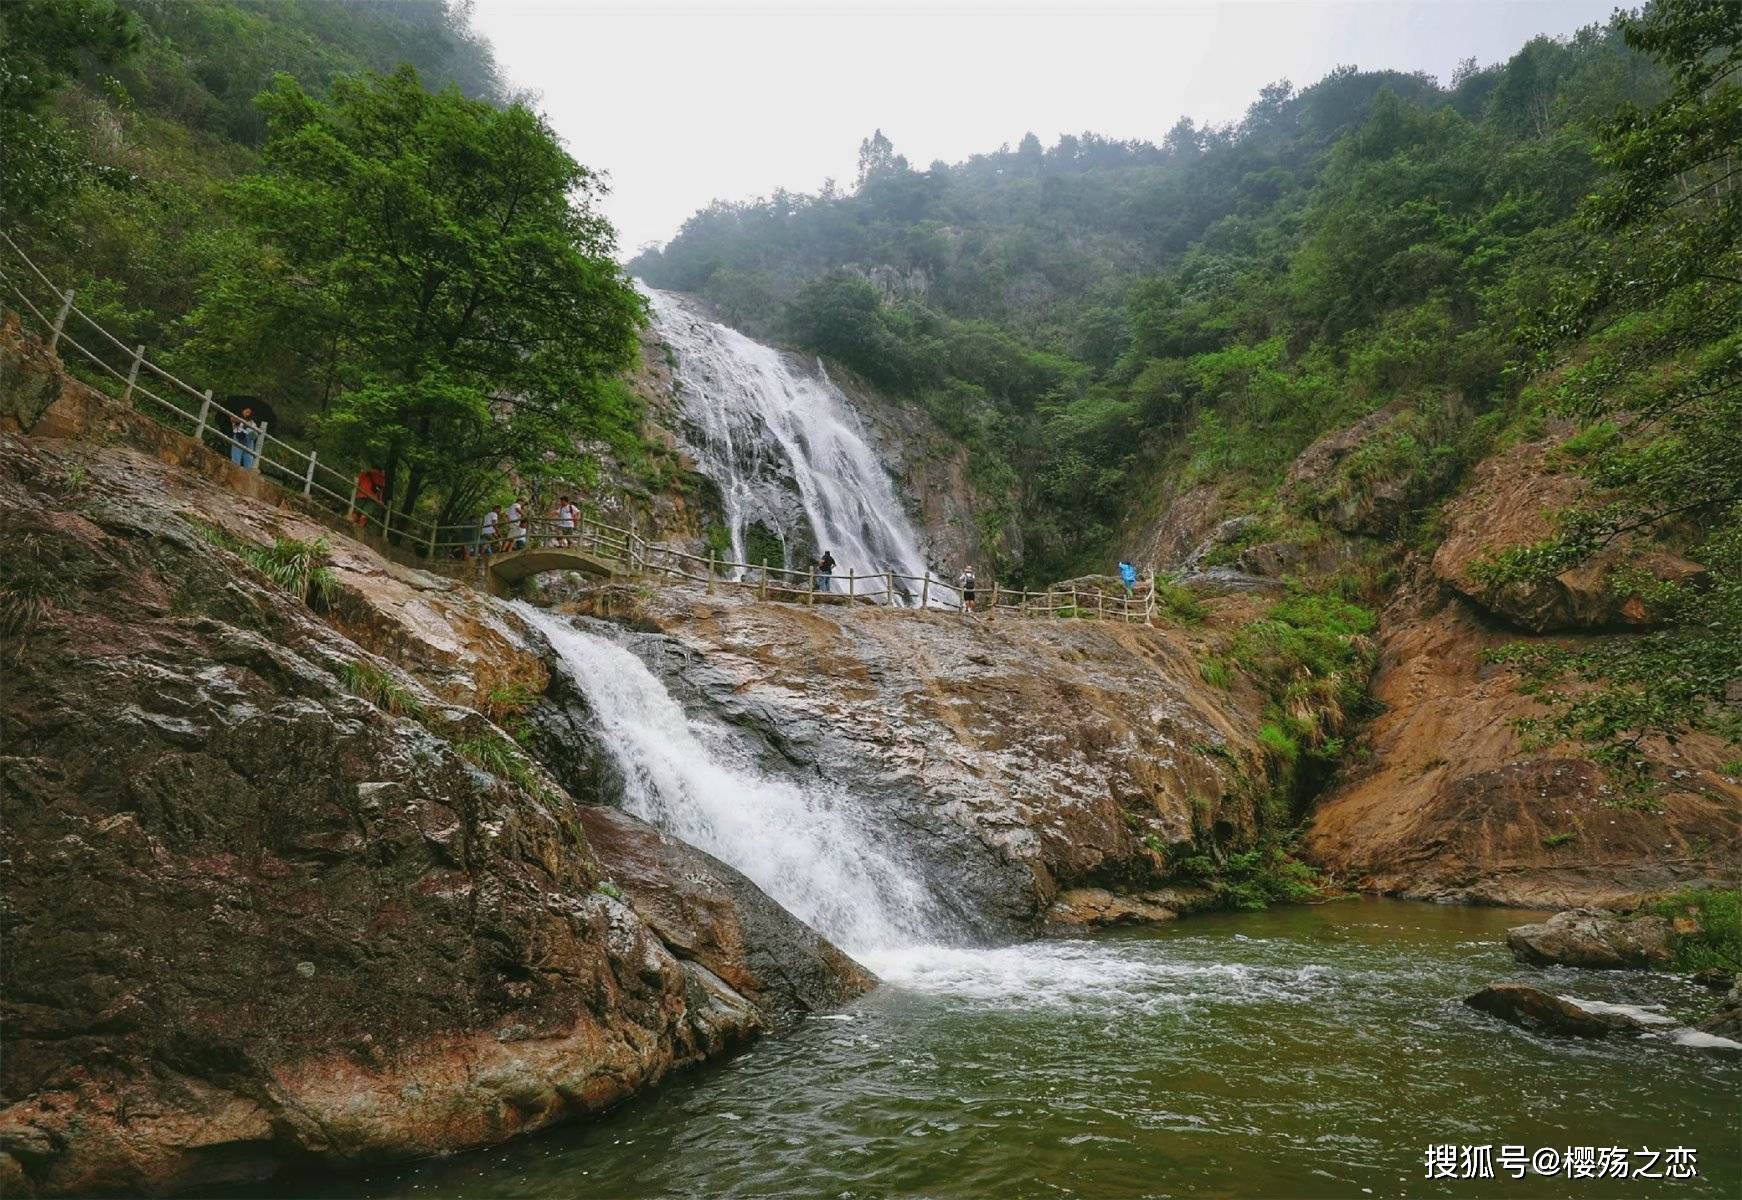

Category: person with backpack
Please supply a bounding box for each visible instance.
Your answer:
[958,564,977,614]
[816,550,836,592]
[553,495,579,547]
[1118,560,1138,598]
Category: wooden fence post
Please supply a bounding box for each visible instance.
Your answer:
[346,477,360,524]
[193,389,213,445]
[1097,590,1104,620]
[48,289,75,353]
[708,552,716,594]
[989,581,998,611]
[426,521,439,559]
[122,344,144,405]
[848,568,855,600]
[759,559,769,601]
[302,451,317,497]
[253,421,268,471]
[886,569,895,605]
[920,574,930,608]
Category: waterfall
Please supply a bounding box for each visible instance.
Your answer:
[517,603,952,959]
[643,287,942,602]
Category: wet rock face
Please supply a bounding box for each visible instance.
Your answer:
[0,440,779,1196]
[577,807,876,1019]
[1506,910,1674,970]
[557,587,1276,930]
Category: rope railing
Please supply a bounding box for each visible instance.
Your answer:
[4,229,1168,625]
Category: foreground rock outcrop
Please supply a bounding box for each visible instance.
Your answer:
[557,585,1280,929]
[0,430,867,1197]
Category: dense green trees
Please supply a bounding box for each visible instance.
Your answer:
[177,68,644,527]
[4,0,646,533]
[632,11,1671,583]
[0,0,138,216]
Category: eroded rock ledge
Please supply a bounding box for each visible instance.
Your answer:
[0,435,869,1197]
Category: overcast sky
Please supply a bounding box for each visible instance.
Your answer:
[470,0,1621,256]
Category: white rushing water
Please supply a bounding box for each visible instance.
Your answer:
[518,603,950,958]
[516,607,1182,999]
[643,287,941,602]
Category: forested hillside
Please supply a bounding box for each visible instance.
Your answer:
[631,19,1668,581]
[2,0,652,529]
[634,0,1739,782]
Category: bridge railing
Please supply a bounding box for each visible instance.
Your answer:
[0,229,502,558]
[6,231,1164,624]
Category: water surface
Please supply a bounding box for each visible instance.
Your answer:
[345,901,1740,1199]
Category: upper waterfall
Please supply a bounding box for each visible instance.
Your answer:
[643,287,936,598]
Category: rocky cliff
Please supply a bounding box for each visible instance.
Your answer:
[1305,434,1740,905]
[552,585,1281,929]
[0,362,870,1195]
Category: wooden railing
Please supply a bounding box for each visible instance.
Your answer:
[4,230,1165,625]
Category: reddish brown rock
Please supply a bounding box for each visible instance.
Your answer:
[0,436,865,1197]
[1304,587,1740,907]
[1431,438,1705,633]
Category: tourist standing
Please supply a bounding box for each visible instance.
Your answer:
[816,549,836,592]
[553,495,579,547]
[958,564,977,614]
[230,406,261,469]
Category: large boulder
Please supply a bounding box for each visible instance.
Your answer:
[1282,401,1421,536]
[576,805,875,1019]
[1506,909,1674,969]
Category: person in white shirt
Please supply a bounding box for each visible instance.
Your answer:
[505,498,526,550]
[479,505,500,556]
[553,495,579,547]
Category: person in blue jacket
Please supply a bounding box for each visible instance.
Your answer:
[1118,559,1138,598]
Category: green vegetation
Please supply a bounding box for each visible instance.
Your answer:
[1540,831,1577,849]
[453,730,540,794]
[1644,889,1742,973]
[1174,843,1324,912]
[199,524,337,605]
[7,0,650,537]
[633,16,1676,583]
[1475,1,1741,790]
[1230,589,1377,776]
[338,660,425,719]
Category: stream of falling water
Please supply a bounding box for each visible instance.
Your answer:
[515,603,955,962]
[642,287,941,602]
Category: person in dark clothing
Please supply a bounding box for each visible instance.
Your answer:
[816,550,836,592]
[958,564,977,613]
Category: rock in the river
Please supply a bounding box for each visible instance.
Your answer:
[576,806,875,1018]
[1464,984,1657,1038]
[1696,983,1742,1041]
[1047,888,1180,927]
[1505,909,1674,970]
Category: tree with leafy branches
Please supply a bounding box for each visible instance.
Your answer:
[176,65,646,529]
[0,0,138,219]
